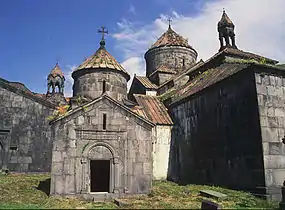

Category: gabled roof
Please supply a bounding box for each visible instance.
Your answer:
[133,94,173,125]
[74,44,129,77]
[150,26,194,50]
[149,65,177,78]
[135,76,158,90]
[170,62,250,106]
[218,10,234,28]
[50,94,155,127]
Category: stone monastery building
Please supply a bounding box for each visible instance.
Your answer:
[1,11,285,200]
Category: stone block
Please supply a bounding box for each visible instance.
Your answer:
[201,200,221,210]
[259,116,268,127]
[64,158,75,175]
[268,117,278,128]
[264,155,285,169]
[18,156,32,164]
[275,108,285,117]
[269,75,276,86]
[143,162,152,175]
[269,142,282,155]
[200,190,227,199]
[133,162,143,175]
[267,107,275,117]
[52,162,64,175]
[68,127,76,139]
[65,175,75,194]
[77,116,84,125]
[54,175,65,195]
[52,151,62,162]
[272,169,285,185]
[261,127,279,142]
[264,169,274,186]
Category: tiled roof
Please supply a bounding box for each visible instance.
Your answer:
[75,45,129,77]
[150,27,193,49]
[50,63,64,78]
[135,76,158,89]
[133,94,173,125]
[218,10,234,27]
[222,47,278,64]
[170,63,249,105]
[149,65,176,77]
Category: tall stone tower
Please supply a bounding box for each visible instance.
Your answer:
[144,22,197,86]
[72,27,130,101]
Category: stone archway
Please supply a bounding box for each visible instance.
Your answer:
[88,145,114,193]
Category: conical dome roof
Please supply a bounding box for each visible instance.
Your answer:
[218,10,234,28]
[49,63,64,78]
[74,41,129,77]
[150,26,192,49]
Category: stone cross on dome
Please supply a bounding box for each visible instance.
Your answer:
[168,17,172,29]
[98,26,109,47]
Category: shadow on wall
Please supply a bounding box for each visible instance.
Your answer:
[36,178,51,195]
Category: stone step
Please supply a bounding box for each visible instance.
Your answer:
[200,190,227,199]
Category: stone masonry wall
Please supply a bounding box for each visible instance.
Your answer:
[255,70,285,200]
[168,69,265,192]
[0,86,54,172]
[153,125,172,180]
[50,97,153,199]
[73,70,128,101]
[145,46,197,77]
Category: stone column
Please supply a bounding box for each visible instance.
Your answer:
[80,158,88,193]
[113,157,120,193]
[280,181,285,210]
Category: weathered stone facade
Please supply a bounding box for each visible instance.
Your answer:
[0,80,55,172]
[50,95,154,199]
[72,70,128,101]
[255,69,285,200]
[145,46,197,78]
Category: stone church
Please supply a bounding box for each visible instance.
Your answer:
[1,10,285,200]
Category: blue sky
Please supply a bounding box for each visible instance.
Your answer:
[1,0,285,96]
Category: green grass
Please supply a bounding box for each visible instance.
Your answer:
[0,173,279,209]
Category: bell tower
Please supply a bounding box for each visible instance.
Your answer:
[47,62,65,95]
[218,9,237,51]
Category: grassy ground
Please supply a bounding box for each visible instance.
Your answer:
[0,173,279,209]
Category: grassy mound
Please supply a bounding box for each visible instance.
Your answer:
[0,173,279,209]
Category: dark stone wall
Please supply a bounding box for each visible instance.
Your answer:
[128,78,146,102]
[0,86,54,172]
[73,69,128,101]
[168,69,265,191]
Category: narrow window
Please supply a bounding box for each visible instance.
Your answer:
[103,80,106,93]
[10,145,18,151]
[182,58,185,67]
[103,113,107,130]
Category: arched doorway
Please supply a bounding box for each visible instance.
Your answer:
[88,145,114,193]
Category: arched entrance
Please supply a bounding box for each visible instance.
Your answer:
[88,145,114,193]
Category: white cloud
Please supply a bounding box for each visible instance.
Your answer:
[129,4,136,15]
[63,64,77,97]
[121,56,145,89]
[113,0,285,80]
